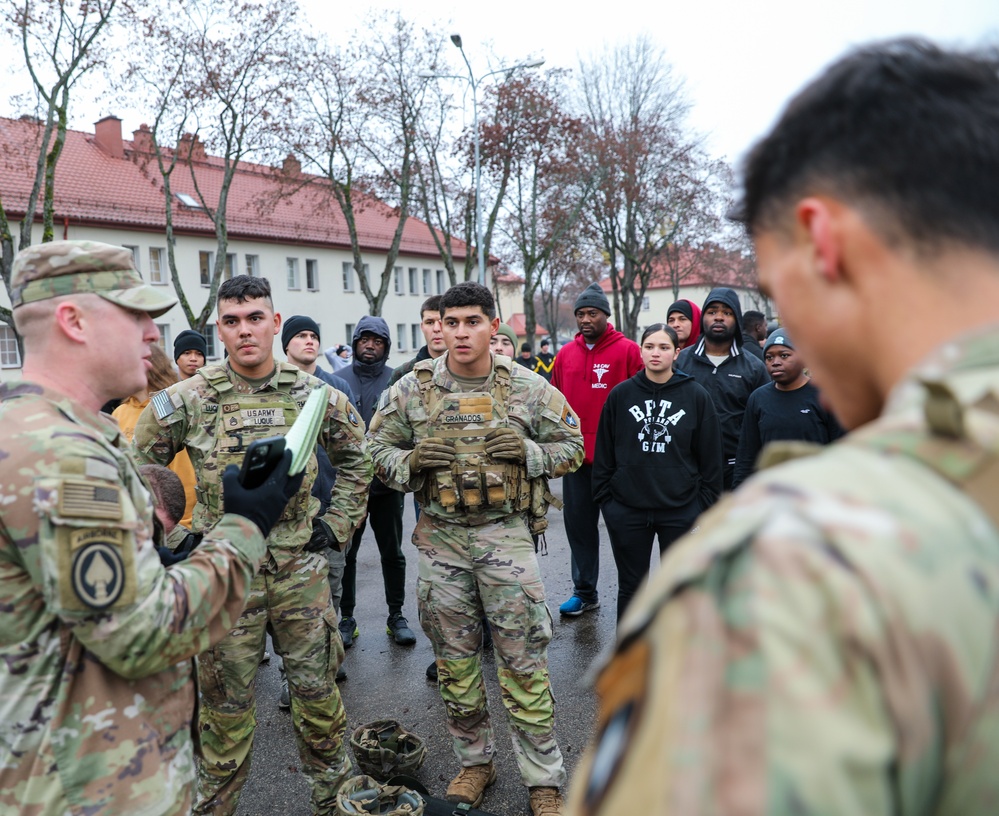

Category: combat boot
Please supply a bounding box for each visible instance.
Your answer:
[528,786,562,816]
[445,762,496,807]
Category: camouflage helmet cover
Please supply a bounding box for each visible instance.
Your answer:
[336,775,424,816]
[11,240,177,318]
[349,719,427,781]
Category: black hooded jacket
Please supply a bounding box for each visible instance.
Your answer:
[676,287,769,478]
[337,315,395,494]
[592,370,724,512]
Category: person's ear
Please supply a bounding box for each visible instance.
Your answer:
[795,197,843,284]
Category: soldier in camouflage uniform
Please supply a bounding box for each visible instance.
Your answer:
[368,282,583,816]
[132,275,372,816]
[566,41,999,816]
[0,241,301,816]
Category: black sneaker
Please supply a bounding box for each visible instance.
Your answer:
[336,665,346,682]
[387,613,416,646]
[426,660,438,682]
[338,616,358,649]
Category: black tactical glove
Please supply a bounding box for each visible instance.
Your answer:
[306,517,337,552]
[410,437,455,471]
[157,532,204,567]
[222,449,304,539]
[484,428,527,463]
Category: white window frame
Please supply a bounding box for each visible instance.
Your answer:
[306,259,319,292]
[205,326,221,360]
[149,247,167,284]
[287,258,300,290]
[408,267,418,295]
[123,245,140,272]
[422,268,431,295]
[394,266,404,295]
[199,251,214,287]
[396,323,407,352]
[0,324,22,368]
[343,262,355,293]
[436,269,445,295]
[410,323,420,351]
[156,322,172,353]
[245,254,260,277]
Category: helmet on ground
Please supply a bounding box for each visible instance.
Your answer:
[336,775,424,816]
[350,719,427,781]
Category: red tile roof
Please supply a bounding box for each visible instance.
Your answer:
[0,116,467,259]
[506,312,547,337]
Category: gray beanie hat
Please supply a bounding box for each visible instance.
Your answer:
[763,328,794,353]
[574,282,611,316]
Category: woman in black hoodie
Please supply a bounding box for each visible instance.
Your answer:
[593,324,724,621]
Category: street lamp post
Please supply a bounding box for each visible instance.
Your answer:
[419,34,543,283]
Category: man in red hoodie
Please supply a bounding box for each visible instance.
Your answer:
[551,283,643,616]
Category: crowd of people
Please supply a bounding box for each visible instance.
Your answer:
[2,36,999,816]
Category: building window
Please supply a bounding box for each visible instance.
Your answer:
[123,245,140,272]
[149,248,167,284]
[396,323,407,352]
[345,323,355,345]
[410,323,420,351]
[436,269,445,295]
[224,253,236,280]
[0,324,21,368]
[306,259,319,291]
[394,266,404,295]
[422,268,431,295]
[342,262,355,293]
[205,326,221,360]
[641,296,651,311]
[156,323,171,352]
[245,254,260,277]
[199,251,213,286]
[287,258,300,290]
[408,267,418,295]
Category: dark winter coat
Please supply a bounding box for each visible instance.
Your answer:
[592,370,723,512]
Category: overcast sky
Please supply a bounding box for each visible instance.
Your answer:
[3,0,996,171]
[299,0,997,166]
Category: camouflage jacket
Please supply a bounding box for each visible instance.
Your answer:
[368,352,583,524]
[0,382,267,816]
[132,362,371,570]
[566,324,999,816]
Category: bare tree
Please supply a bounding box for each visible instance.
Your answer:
[578,36,721,339]
[280,13,441,316]
[124,0,299,332]
[1,0,119,343]
[537,238,606,351]
[485,70,596,348]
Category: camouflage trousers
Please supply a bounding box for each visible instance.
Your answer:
[414,513,565,789]
[195,550,350,816]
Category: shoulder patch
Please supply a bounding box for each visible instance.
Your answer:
[71,529,127,609]
[152,389,176,420]
[58,480,123,520]
[562,404,579,429]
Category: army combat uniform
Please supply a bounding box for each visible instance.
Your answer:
[368,353,583,789]
[566,326,999,815]
[0,382,267,816]
[132,362,372,815]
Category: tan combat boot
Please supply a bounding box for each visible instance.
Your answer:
[529,786,563,816]
[445,762,497,807]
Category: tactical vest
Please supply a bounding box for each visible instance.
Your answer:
[195,364,318,534]
[412,358,531,524]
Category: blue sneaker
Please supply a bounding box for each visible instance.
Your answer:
[559,596,600,616]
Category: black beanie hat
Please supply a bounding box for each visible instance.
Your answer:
[282,315,321,352]
[173,329,207,362]
[666,300,693,321]
[574,282,611,316]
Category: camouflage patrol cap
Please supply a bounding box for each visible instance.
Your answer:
[11,240,177,318]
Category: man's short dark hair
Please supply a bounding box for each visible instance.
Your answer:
[737,39,999,257]
[439,282,496,320]
[140,464,186,526]
[743,310,766,331]
[421,295,442,317]
[218,275,273,307]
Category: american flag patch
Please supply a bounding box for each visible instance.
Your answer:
[152,390,176,420]
[58,481,122,520]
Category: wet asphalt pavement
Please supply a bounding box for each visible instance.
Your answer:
[235,479,624,816]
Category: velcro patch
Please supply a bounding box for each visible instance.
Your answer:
[152,389,176,420]
[458,397,492,420]
[58,480,122,520]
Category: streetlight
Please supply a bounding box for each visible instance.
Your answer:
[418,34,544,283]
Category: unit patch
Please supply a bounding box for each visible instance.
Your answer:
[347,408,360,428]
[70,528,126,609]
[562,405,579,429]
